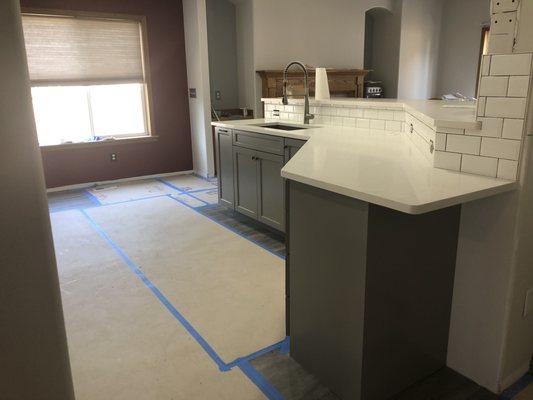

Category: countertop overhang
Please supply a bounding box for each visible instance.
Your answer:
[212,107,516,214]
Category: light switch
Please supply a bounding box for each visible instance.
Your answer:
[524,288,533,317]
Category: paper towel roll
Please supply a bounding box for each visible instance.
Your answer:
[315,68,330,100]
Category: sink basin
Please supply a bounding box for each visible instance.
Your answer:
[258,124,308,131]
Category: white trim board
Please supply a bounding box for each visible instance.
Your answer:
[46,170,194,193]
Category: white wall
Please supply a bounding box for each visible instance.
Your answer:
[397,0,444,99]
[234,0,393,115]
[1,0,74,397]
[235,0,255,111]
[499,75,533,386]
[436,0,490,98]
[447,191,519,392]
[183,0,215,177]
[252,0,393,70]
[206,0,239,109]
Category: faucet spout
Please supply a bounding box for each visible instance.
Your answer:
[282,61,314,124]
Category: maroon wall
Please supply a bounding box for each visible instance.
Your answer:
[20,0,192,188]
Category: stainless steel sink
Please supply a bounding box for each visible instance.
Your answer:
[258,124,309,131]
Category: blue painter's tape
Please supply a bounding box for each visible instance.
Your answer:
[239,360,285,400]
[79,193,290,398]
[500,374,533,400]
[80,209,231,372]
[96,194,170,208]
[84,189,102,206]
[157,179,210,206]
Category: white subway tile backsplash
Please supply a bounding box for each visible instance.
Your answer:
[466,117,503,137]
[446,134,481,155]
[481,55,491,76]
[497,159,519,180]
[338,108,351,117]
[490,53,533,76]
[319,115,331,125]
[385,120,403,132]
[370,119,386,130]
[479,76,509,96]
[363,109,378,119]
[502,118,525,140]
[478,97,487,117]
[480,137,521,160]
[378,110,394,120]
[343,117,356,127]
[435,133,447,151]
[434,151,462,171]
[484,97,527,118]
[461,155,498,177]
[331,116,343,126]
[349,108,364,118]
[507,76,530,97]
[394,111,405,121]
[357,119,370,128]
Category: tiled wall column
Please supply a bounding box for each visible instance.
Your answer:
[434,53,532,179]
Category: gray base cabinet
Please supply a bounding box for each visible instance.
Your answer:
[234,146,259,218]
[257,152,284,230]
[216,127,235,208]
[287,180,461,400]
[216,127,306,233]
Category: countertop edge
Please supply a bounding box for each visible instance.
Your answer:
[281,169,517,215]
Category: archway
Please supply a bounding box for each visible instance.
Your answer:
[364,7,401,98]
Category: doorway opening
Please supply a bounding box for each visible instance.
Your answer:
[364,7,401,98]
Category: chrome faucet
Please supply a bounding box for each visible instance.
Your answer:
[282,61,314,124]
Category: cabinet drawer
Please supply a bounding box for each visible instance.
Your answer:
[233,130,284,155]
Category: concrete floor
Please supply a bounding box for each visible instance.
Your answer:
[47,174,533,400]
[49,174,285,400]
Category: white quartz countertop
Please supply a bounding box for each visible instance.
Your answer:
[212,118,515,214]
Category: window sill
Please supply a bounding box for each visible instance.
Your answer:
[40,135,158,152]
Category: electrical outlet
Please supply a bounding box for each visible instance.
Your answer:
[110,153,118,162]
[215,90,221,100]
[524,288,533,317]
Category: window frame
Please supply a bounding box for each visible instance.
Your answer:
[21,8,155,147]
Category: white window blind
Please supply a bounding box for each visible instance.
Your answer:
[22,14,144,84]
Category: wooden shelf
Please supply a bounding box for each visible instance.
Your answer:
[257,68,369,99]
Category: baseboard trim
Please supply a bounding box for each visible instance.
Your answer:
[46,170,194,193]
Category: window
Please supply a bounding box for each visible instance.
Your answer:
[476,25,491,95]
[22,13,151,146]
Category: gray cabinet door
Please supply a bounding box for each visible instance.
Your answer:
[216,128,234,208]
[233,146,259,219]
[257,151,285,231]
[284,138,306,163]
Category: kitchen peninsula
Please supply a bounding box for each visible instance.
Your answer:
[212,98,517,400]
